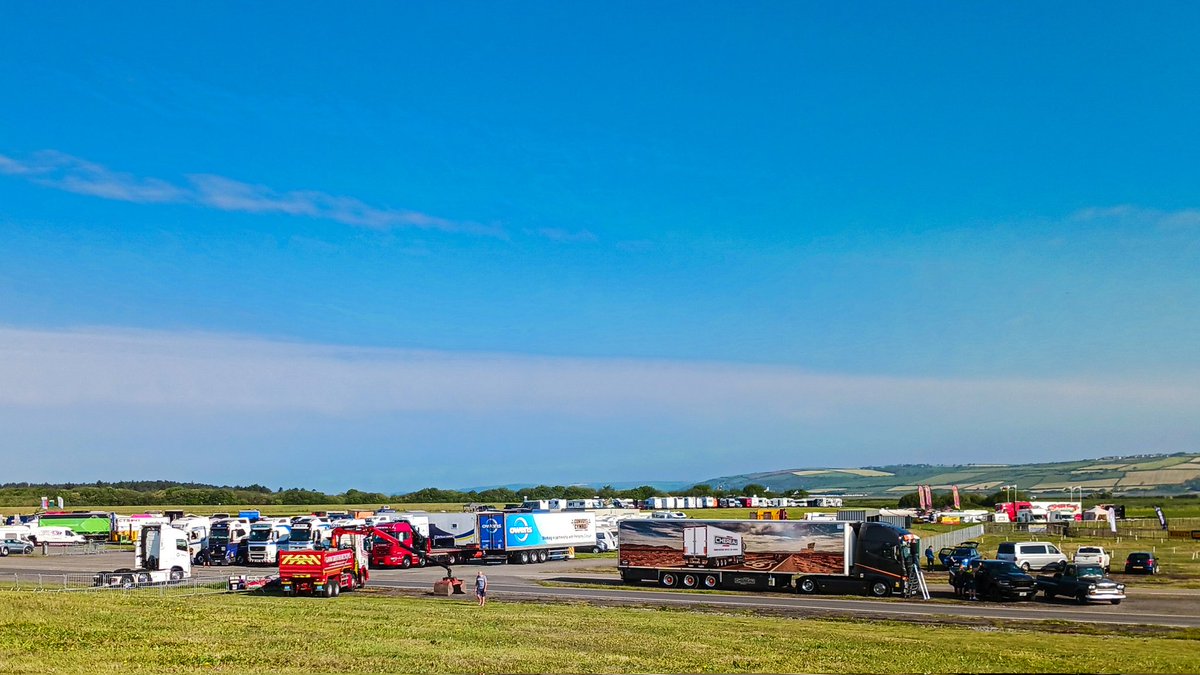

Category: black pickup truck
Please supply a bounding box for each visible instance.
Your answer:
[950,559,1036,601]
[1035,563,1126,604]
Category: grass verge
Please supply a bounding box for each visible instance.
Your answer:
[2,590,1199,674]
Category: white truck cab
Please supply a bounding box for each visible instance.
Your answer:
[95,524,192,587]
[287,519,333,551]
[247,521,292,564]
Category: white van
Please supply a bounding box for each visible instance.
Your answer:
[29,526,87,545]
[0,526,33,542]
[996,541,1067,572]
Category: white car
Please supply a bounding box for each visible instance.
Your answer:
[650,511,688,520]
[1072,546,1112,573]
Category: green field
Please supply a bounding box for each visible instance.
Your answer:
[2,591,1198,674]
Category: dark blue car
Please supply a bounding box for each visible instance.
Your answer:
[939,542,983,568]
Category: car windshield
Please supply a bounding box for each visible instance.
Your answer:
[1076,566,1104,578]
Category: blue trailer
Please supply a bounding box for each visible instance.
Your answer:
[477,511,596,564]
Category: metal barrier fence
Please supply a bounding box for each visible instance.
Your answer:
[1,571,233,596]
[920,524,985,552]
[986,522,1185,541]
[39,542,128,556]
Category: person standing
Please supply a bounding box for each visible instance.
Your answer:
[924,546,935,570]
[475,571,488,607]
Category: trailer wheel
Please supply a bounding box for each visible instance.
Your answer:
[868,579,891,598]
[682,574,698,588]
[537,550,548,563]
[660,572,679,588]
[797,577,818,594]
[703,574,719,589]
[519,551,530,564]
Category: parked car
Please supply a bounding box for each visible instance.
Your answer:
[1124,552,1160,575]
[995,541,1067,572]
[0,538,35,556]
[950,559,1036,601]
[650,511,688,519]
[1036,562,1126,604]
[940,544,984,569]
[1072,546,1112,573]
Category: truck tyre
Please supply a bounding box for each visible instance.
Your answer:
[170,568,184,581]
[868,580,891,598]
[417,556,427,568]
[1111,599,1121,605]
[323,582,335,598]
[400,557,412,569]
[682,574,698,588]
[1021,562,1031,573]
[660,572,679,588]
[332,580,341,597]
[1076,592,1088,605]
[446,553,458,565]
[136,572,151,584]
[120,574,135,590]
[703,574,719,589]
[519,551,530,565]
[538,550,548,563]
[797,577,817,594]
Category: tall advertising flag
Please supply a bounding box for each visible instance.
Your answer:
[1155,506,1168,530]
[1107,506,1118,534]
[922,485,931,509]
[40,496,48,510]
[918,486,927,509]
[952,485,961,510]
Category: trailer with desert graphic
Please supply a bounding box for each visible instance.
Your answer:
[618,519,923,598]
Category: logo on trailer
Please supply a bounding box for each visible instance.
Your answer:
[508,516,534,543]
[482,519,501,532]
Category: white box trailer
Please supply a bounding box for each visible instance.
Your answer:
[682,524,744,568]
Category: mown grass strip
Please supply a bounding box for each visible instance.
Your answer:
[1,589,1198,673]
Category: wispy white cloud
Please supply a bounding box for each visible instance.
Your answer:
[534,227,598,243]
[2,326,1197,423]
[0,150,502,237]
[1070,205,1200,230]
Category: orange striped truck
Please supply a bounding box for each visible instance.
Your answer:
[278,528,370,597]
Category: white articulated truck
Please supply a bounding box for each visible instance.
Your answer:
[247,520,292,565]
[94,524,192,588]
[683,524,745,568]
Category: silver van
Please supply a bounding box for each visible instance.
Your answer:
[996,541,1067,572]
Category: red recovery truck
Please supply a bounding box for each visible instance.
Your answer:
[278,527,370,597]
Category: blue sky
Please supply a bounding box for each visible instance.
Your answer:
[1,4,1198,492]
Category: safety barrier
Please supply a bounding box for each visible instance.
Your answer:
[920,524,985,552]
[0,571,233,596]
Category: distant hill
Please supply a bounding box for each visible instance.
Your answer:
[698,452,1200,497]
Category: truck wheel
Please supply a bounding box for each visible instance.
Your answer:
[704,574,719,589]
[660,572,679,588]
[797,577,817,594]
[519,551,530,565]
[682,574,698,588]
[400,557,412,569]
[136,573,152,584]
[332,580,341,597]
[120,574,135,589]
[417,556,427,568]
[868,580,891,598]
[538,550,548,563]
[170,568,184,581]
[446,554,458,565]
[323,582,335,598]
[1076,592,1088,605]
[1110,599,1121,605]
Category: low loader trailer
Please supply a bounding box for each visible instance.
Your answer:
[619,519,924,598]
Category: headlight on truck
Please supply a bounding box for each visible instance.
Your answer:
[1088,584,1097,590]
[1117,584,1125,590]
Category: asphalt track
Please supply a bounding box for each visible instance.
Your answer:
[5,552,1199,628]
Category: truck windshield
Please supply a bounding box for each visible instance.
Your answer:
[1076,566,1104,578]
[249,529,273,542]
[291,528,312,542]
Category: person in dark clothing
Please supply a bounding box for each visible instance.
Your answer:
[925,546,935,570]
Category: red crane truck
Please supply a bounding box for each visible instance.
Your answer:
[278,527,370,598]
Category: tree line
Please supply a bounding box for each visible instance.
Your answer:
[0,480,798,508]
